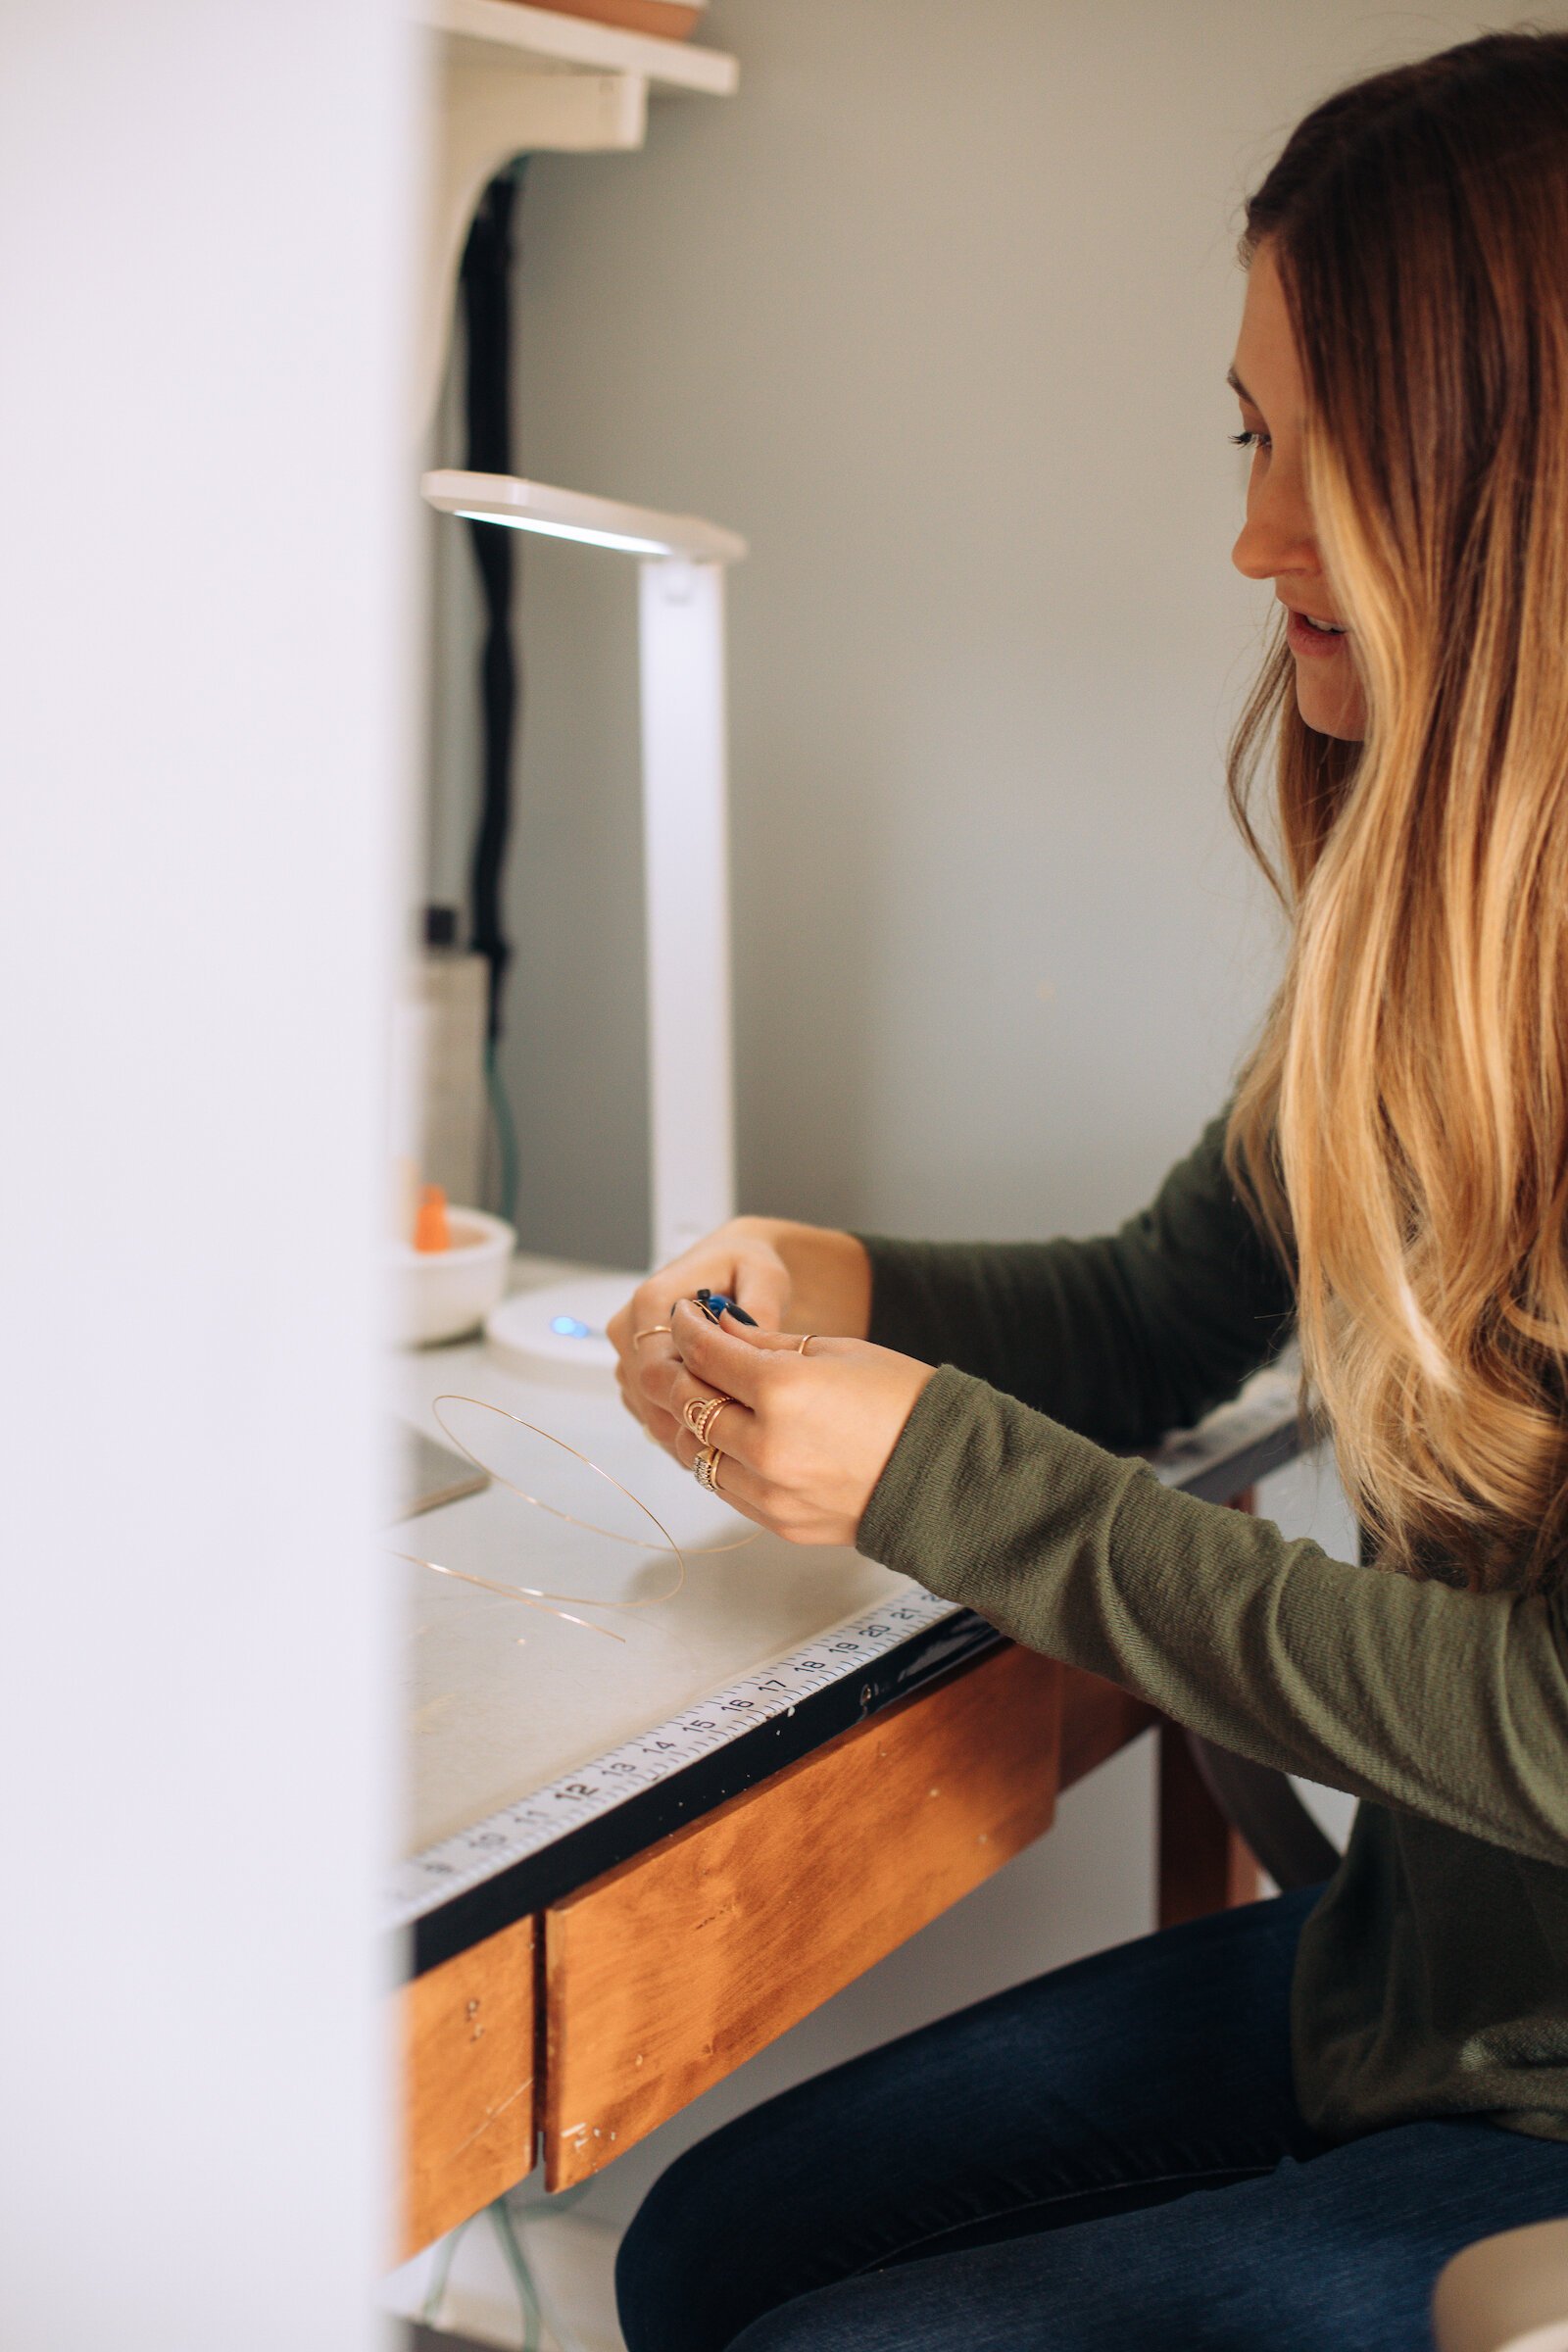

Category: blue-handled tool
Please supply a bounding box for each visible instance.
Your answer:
[693,1287,759,1327]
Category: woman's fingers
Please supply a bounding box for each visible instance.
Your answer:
[671,1420,759,1493]
[608,1289,681,1369]
[613,1327,683,1444]
[655,1368,760,1472]
[664,1311,936,1547]
[727,1247,792,1332]
[669,1420,838,1542]
[606,1234,792,1356]
[667,1298,842,1404]
[606,1228,797,1440]
[615,1355,683,1452]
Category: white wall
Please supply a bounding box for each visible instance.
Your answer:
[0,6,414,2346]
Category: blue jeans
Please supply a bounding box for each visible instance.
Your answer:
[615,1888,1568,2350]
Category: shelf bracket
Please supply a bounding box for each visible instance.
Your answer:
[418,51,649,424]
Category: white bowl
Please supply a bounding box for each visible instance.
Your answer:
[390,1207,515,1347]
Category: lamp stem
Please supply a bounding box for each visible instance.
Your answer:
[638,557,737,1267]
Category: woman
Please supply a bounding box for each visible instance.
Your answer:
[608,32,1568,2349]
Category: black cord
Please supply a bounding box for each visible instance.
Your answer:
[460,165,525,1048]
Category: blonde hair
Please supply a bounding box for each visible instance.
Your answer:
[1226,32,1568,1594]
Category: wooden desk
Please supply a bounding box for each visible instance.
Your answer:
[390,1331,1305,2259]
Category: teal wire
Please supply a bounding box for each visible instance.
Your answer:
[486,1039,520,1226]
[489,2194,542,2352]
[421,2215,470,2326]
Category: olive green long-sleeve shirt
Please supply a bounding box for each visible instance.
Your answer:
[858,1115,1568,2142]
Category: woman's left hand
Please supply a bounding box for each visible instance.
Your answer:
[639,1298,936,1546]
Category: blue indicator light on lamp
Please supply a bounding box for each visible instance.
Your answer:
[551,1314,594,1340]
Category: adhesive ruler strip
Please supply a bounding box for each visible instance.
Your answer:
[388,1585,965,1934]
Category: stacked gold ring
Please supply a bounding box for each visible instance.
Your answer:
[683,1393,732,1446]
[633,1325,672,1348]
[694,1446,723,1494]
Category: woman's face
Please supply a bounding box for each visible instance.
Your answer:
[1230,242,1367,743]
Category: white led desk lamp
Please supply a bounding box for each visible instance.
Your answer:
[421,468,747,1373]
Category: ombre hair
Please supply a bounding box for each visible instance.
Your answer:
[1225,31,1568,1593]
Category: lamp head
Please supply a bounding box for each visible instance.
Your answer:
[421,470,746,564]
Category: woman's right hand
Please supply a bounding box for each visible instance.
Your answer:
[608,1216,871,1456]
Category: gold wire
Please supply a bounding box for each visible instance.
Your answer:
[390,1392,756,1641]
[386,1548,625,1642]
[431,1393,688,1609]
[434,1392,756,1560]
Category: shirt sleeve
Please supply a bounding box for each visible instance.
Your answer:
[858,1366,1568,1868]
[857,1112,1296,1446]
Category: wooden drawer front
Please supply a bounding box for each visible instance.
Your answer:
[401,1915,536,2260]
[543,1643,1061,2187]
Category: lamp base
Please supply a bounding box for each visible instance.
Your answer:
[484,1271,644,1379]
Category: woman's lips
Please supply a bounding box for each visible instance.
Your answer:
[1285,606,1349,660]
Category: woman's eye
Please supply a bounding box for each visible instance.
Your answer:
[1231,427,1271,455]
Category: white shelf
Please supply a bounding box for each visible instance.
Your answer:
[420,0,739,97]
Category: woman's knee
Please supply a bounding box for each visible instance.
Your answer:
[616,2131,770,2352]
[615,2153,707,2352]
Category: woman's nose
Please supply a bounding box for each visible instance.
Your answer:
[1231,466,1321,584]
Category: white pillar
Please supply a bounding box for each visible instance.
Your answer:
[0,5,413,2345]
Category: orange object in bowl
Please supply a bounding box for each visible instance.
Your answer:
[414,1183,452,1253]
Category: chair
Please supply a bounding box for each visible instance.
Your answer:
[1187,1732,1341,1890]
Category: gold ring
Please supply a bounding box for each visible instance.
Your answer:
[633,1326,673,1348]
[683,1394,732,1446]
[694,1446,724,1494]
[796,1333,816,1355]
[697,1396,732,1446]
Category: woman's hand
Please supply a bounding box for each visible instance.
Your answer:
[635,1298,935,1547]
[608,1217,871,1454]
